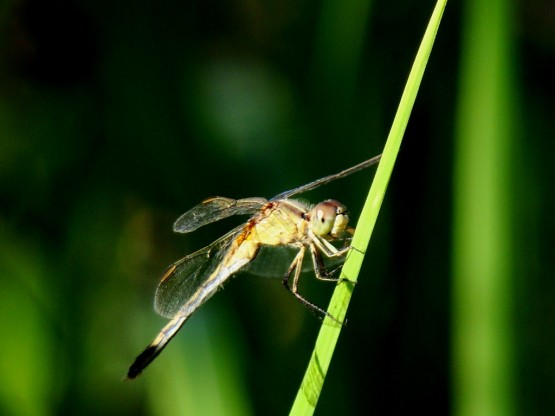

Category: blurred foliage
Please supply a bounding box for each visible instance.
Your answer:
[0,0,553,415]
[452,0,517,414]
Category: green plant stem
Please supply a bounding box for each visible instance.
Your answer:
[289,1,448,414]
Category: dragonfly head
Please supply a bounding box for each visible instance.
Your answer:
[310,200,349,238]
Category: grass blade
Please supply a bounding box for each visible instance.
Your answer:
[289,1,448,414]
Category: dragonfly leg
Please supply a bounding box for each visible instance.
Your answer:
[282,246,344,325]
[310,243,357,285]
[310,243,341,282]
[282,245,305,294]
[311,234,351,258]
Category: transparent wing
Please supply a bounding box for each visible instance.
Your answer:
[173,196,267,233]
[154,225,244,318]
[271,154,381,200]
[243,245,301,277]
[245,235,352,278]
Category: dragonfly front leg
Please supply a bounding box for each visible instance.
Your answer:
[310,237,357,285]
[311,233,351,259]
[309,243,341,282]
[282,245,344,325]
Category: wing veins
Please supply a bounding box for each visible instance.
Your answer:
[272,154,381,200]
[154,224,244,318]
[173,196,267,233]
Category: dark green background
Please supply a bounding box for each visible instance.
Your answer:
[0,0,553,415]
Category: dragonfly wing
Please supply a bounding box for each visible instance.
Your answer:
[154,225,247,319]
[271,154,381,200]
[173,196,267,233]
[245,239,349,278]
[244,245,300,277]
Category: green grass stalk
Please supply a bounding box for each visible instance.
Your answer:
[289,1,448,414]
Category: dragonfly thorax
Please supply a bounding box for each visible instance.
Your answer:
[309,199,349,238]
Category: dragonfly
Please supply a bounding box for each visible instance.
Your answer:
[127,154,381,379]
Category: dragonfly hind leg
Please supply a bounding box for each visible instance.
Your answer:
[282,245,345,326]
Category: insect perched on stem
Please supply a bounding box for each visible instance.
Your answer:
[127,154,381,379]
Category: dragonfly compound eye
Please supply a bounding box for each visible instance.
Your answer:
[310,200,349,237]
